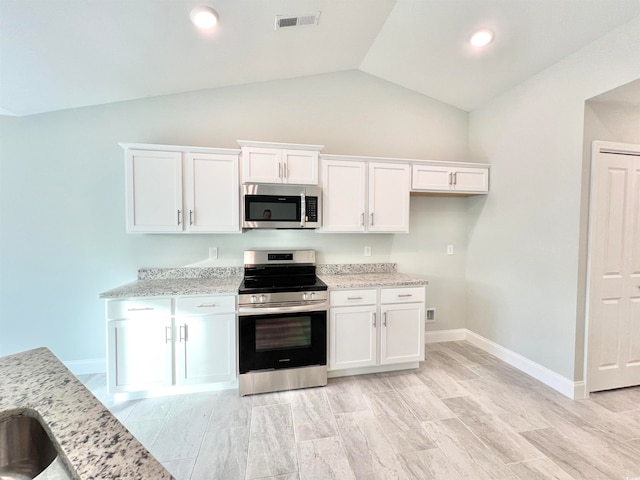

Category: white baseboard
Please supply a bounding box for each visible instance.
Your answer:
[427,329,585,400]
[63,358,106,376]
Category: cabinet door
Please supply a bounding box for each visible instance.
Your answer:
[242,147,282,183]
[380,303,425,365]
[411,164,451,192]
[368,163,410,233]
[329,305,377,370]
[282,150,318,185]
[452,167,489,193]
[107,318,173,393]
[321,160,367,232]
[125,150,183,232]
[174,314,236,385]
[184,153,240,232]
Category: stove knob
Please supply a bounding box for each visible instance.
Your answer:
[250,296,257,304]
[303,292,308,301]
[259,295,266,303]
[311,292,316,300]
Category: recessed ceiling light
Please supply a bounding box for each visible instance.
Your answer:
[190,6,219,29]
[469,28,494,47]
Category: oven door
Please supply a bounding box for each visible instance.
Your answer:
[238,307,327,374]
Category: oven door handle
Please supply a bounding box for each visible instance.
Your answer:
[238,302,328,316]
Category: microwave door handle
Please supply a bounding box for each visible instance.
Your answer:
[300,193,306,227]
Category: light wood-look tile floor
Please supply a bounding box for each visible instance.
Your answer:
[79,341,640,480]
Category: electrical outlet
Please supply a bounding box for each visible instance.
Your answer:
[364,246,371,257]
[426,308,436,322]
[447,245,454,255]
[209,247,218,259]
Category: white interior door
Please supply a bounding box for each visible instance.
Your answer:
[587,141,640,392]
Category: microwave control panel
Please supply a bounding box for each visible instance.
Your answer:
[305,197,318,222]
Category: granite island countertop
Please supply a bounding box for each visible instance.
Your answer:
[0,348,173,479]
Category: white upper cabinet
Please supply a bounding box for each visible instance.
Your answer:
[321,157,410,233]
[184,152,240,233]
[238,141,323,185]
[412,163,489,194]
[126,149,184,233]
[368,163,410,233]
[321,160,367,232]
[122,143,240,234]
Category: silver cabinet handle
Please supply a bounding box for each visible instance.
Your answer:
[453,172,457,185]
[279,163,282,178]
[283,162,287,178]
[360,212,364,226]
[383,312,387,327]
[347,296,363,300]
[127,307,154,312]
[398,294,413,298]
[370,213,374,226]
[179,325,188,342]
[189,209,194,225]
[197,303,217,308]
[372,312,376,327]
[177,209,182,225]
[165,326,172,344]
[448,172,453,185]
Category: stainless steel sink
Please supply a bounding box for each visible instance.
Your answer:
[0,414,58,480]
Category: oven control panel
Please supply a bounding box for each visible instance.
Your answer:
[238,290,328,307]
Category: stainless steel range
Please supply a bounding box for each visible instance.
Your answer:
[237,249,328,396]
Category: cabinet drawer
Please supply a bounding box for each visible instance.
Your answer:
[106,298,172,319]
[380,287,425,304]
[330,289,377,307]
[175,295,236,315]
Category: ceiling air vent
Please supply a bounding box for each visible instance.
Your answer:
[275,11,321,30]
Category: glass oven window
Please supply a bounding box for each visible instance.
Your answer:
[255,316,312,351]
[246,195,300,221]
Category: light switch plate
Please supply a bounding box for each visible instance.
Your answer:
[447,245,454,255]
[209,247,218,259]
[364,246,371,257]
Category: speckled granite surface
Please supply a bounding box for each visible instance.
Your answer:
[319,272,428,289]
[100,264,425,298]
[0,348,173,480]
[99,276,243,298]
[317,263,397,275]
[138,267,242,280]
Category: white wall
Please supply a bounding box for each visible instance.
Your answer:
[467,17,640,381]
[0,70,470,365]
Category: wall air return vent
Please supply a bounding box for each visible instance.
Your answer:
[275,11,321,30]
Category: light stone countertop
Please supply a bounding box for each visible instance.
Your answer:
[0,348,173,480]
[99,276,243,299]
[98,264,426,299]
[319,272,428,289]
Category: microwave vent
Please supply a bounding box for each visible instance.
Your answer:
[275,12,321,30]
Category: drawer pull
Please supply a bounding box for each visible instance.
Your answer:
[127,307,154,312]
[397,294,413,298]
[197,303,217,308]
[347,296,363,300]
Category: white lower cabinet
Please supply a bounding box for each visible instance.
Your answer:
[328,286,425,372]
[174,296,236,386]
[106,295,236,394]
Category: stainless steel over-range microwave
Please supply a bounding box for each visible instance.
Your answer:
[242,184,322,229]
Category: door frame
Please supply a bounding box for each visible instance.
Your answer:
[584,140,640,392]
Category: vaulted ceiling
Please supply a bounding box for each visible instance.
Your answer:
[2,0,640,116]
